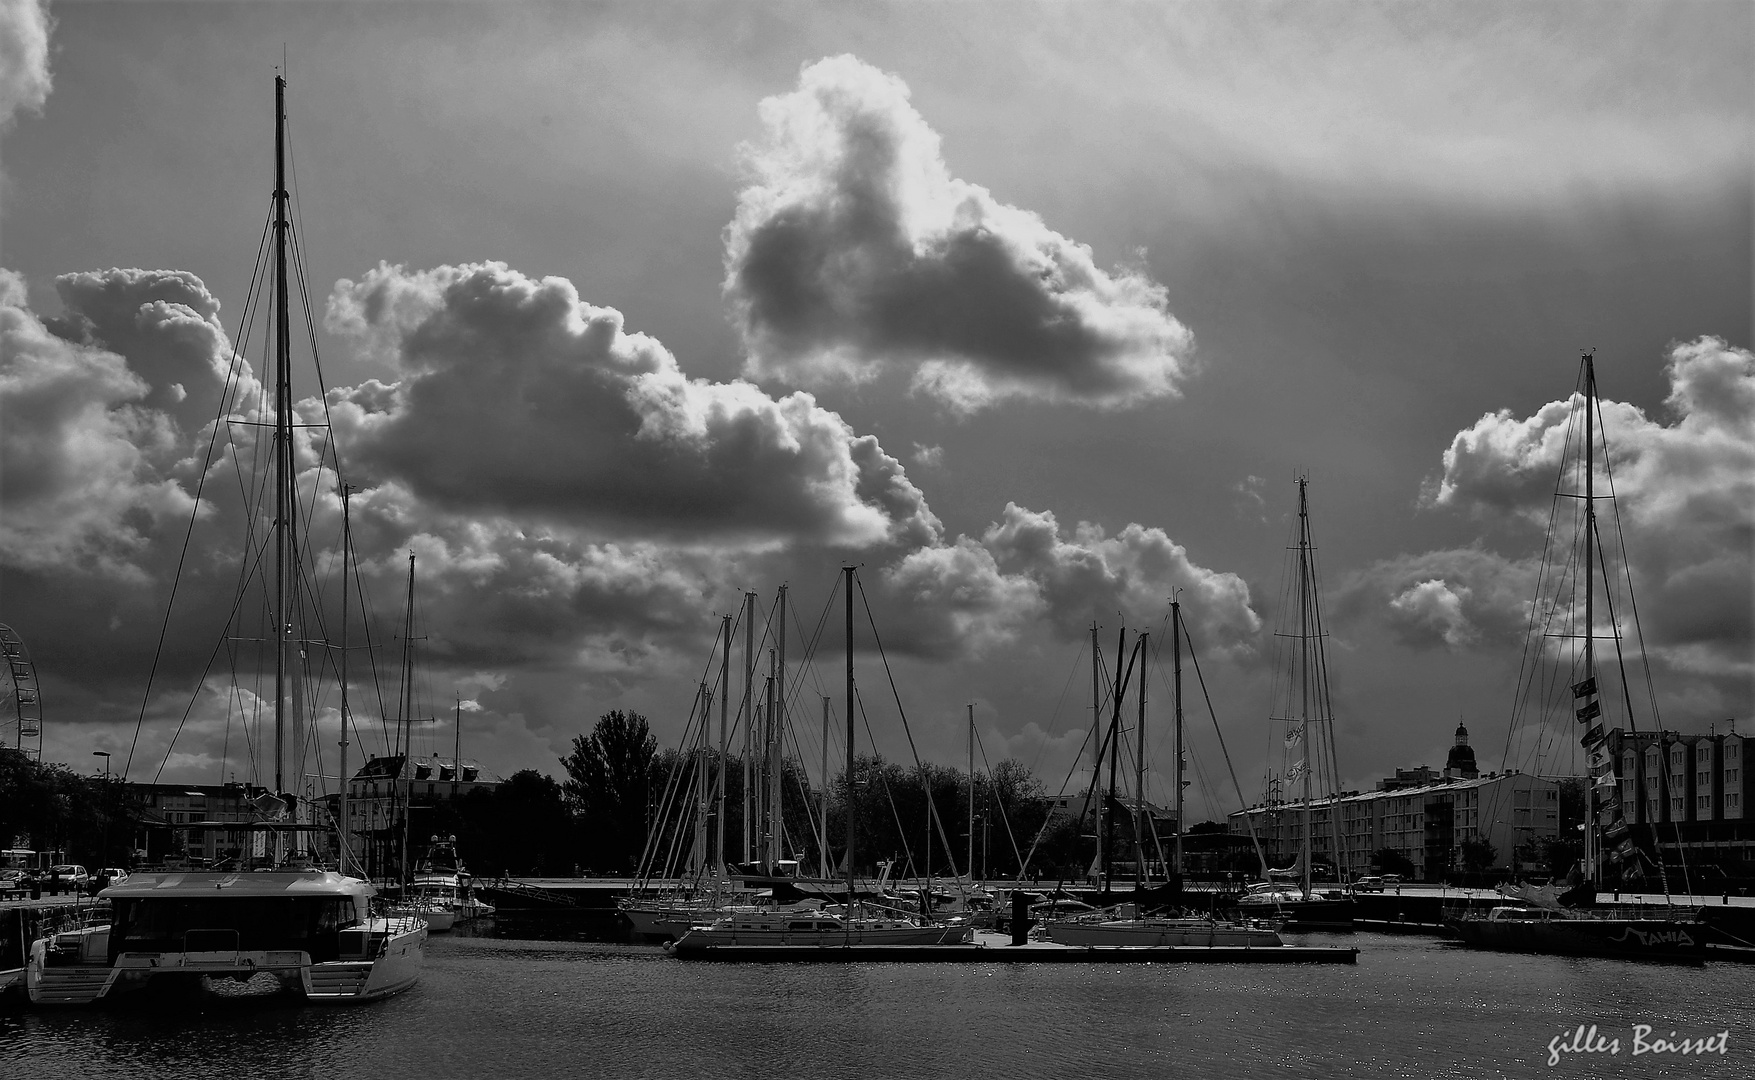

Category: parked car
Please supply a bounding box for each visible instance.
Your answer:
[96,868,130,886]
[1352,876,1384,893]
[48,864,90,887]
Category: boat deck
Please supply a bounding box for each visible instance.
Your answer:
[670,929,1357,964]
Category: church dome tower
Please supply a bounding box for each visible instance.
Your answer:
[1446,722,1479,779]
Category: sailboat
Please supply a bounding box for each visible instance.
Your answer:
[1235,479,1355,931]
[1450,353,1706,962]
[28,74,425,1005]
[668,568,975,955]
[620,593,819,941]
[1045,602,1285,949]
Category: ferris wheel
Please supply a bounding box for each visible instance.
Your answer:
[0,624,42,761]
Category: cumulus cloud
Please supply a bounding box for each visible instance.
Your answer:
[725,54,1196,412]
[880,502,1259,659]
[0,0,51,130]
[1418,338,1753,683]
[0,269,200,579]
[1340,547,1538,651]
[326,261,940,550]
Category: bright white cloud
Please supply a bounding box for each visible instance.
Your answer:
[1419,337,1754,685]
[881,502,1259,659]
[0,0,51,130]
[725,55,1196,412]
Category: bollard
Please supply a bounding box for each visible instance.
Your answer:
[1010,890,1031,946]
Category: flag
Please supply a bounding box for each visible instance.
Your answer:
[1581,724,1606,748]
[1602,817,1630,844]
[1575,700,1601,723]
[1284,727,1304,748]
[1286,760,1307,781]
[1572,676,1598,698]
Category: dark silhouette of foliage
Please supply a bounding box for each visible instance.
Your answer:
[561,710,659,873]
[0,749,138,868]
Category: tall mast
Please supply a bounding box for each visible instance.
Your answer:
[717,613,730,875]
[272,74,292,802]
[967,702,975,882]
[1172,601,1184,878]
[695,682,710,875]
[763,651,776,865]
[1089,622,1101,810]
[742,590,755,863]
[337,484,355,876]
[1298,477,1313,900]
[1102,627,1129,894]
[1137,632,1151,888]
[1582,352,1598,883]
[844,566,856,905]
[772,584,786,867]
[399,552,415,886]
[821,695,830,879]
[1135,632,1148,888]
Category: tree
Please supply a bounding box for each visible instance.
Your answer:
[451,770,575,877]
[561,710,659,873]
[1373,847,1416,878]
[0,749,140,867]
[1460,839,1498,874]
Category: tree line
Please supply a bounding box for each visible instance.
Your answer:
[425,710,1099,880]
[0,749,138,869]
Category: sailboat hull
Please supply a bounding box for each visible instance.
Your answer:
[1044,918,1283,948]
[1452,913,1706,963]
[1238,895,1355,931]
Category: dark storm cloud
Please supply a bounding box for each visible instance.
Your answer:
[326,261,940,549]
[0,269,199,579]
[1338,547,1537,650]
[724,55,1196,413]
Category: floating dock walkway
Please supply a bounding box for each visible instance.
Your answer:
[668,930,1357,964]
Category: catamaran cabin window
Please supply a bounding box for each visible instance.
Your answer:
[107,895,360,963]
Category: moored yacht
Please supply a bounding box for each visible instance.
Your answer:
[28,869,425,1005]
[1449,353,1711,963]
[1043,907,1283,948]
[669,904,973,953]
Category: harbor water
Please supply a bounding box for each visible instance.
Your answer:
[3,926,1750,1078]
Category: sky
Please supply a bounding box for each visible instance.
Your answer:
[1,1,1750,830]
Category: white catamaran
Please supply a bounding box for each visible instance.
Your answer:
[27,74,425,1005]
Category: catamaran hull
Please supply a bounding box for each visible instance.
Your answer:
[1451,918,1705,963]
[27,925,427,1006]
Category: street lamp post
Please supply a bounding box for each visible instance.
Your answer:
[93,751,112,871]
